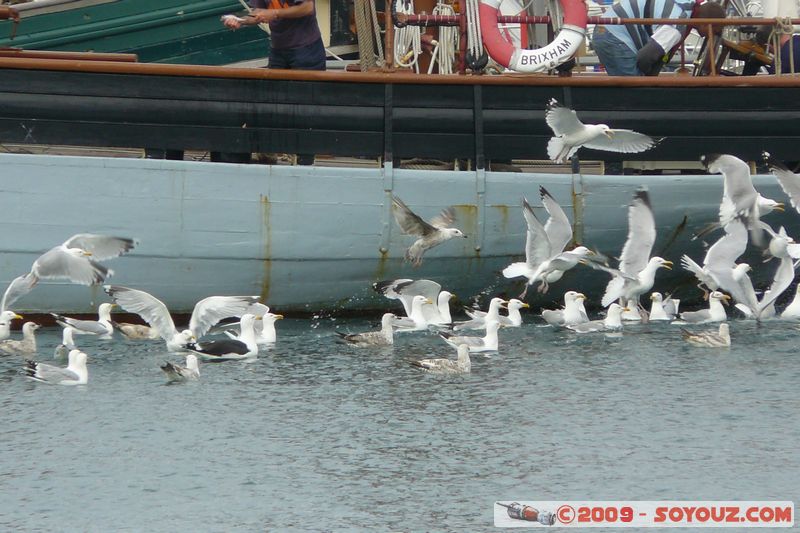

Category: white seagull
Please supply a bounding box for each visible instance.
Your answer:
[24,349,88,385]
[0,274,35,339]
[541,291,589,327]
[567,303,627,333]
[545,98,659,163]
[678,291,730,324]
[763,151,800,213]
[28,234,137,286]
[0,309,23,342]
[682,323,731,348]
[51,302,116,339]
[336,313,398,347]
[391,195,467,266]
[439,319,500,353]
[104,285,259,351]
[588,189,673,308]
[682,220,748,299]
[161,354,200,383]
[411,343,471,374]
[373,279,453,326]
[503,188,594,296]
[780,286,800,318]
[649,292,680,321]
[453,297,508,331]
[54,327,77,361]
[698,154,783,245]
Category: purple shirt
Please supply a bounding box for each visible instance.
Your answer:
[250,0,321,50]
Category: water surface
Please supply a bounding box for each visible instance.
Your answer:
[1,317,798,531]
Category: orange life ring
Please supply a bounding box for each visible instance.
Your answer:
[479,0,587,72]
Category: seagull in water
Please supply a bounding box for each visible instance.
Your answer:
[0,309,23,342]
[0,275,35,339]
[453,297,507,331]
[104,285,259,351]
[567,303,627,333]
[678,291,730,324]
[24,349,88,385]
[110,320,161,340]
[411,344,471,374]
[682,323,731,348]
[541,291,589,327]
[161,354,200,383]
[54,327,77,361]
[649,292,680,321]
[586,189,673,310]
[439,319,500,353]
[51,303,116,339]
[373,279,453,326]
[0,322,40,356]
[503,187,594,296]
[187,313,261,361]
[391,195,467,266]
[336,313,398,347]
[544,98,660,163]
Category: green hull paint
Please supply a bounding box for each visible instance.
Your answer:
[0,0,270,64]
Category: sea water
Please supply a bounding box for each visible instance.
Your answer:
[0,317,798,531]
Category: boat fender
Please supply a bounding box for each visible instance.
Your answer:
[498,502,556,524]
[479,0,587,72]
[467,50,489,71]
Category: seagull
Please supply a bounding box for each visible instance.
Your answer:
[373,279,453,326]
[763,151,800,213]
[54,327,77,361]
[453,297,507,331]
[411,343,471,374]
[391,195,467,266]
[0,309,23,342]
[110,320,161,340]
[161,354,200,383]
[781,286,800,318]
[0,274,35,339]
[567,303,627,333]
[186,313,260,361]
[541,291,589,326]
[698,154,783,245]
[678,291,730,323]
[0,321,40,356]
[336,313,398,347]
[763,226,800,261]
[503,188,594,296]
[24,349,88,385]
[51,302,116,339]
[649,292,680,321]
[682,323,731,348]
[587,189,673,309]
[104,285,259,351]
[730,258,795,321]
[28,234,136,286]
[439,319,500,353]
[392,295,434,332]
[682,220,748,299]
[544,98,659,163]
[254,312,283,344]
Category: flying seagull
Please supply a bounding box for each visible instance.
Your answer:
[29,234,137,286]
[503,187,594,296]
[391,195,467,266]
[373,279,453,325]
[763,151,800,213]
[545,98,660,163]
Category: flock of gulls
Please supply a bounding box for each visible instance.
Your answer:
[3,100,800,381]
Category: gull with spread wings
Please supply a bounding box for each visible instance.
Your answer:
[391,196,466,266]
[545,98,660,164]
[104,285,259,351]
[502,187,594,297]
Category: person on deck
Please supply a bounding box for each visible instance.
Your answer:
[222,0,326,71]
[591,0,726,76]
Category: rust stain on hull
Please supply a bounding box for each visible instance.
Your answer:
[260,195,272,302]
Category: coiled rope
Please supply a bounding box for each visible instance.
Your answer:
[394,0,422,70]
[429,3,459,73]
[355,0,385,70]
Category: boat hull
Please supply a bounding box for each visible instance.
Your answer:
[1,152,796,314]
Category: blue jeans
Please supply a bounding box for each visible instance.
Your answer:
[269,37,326,70]
[592,26,642,76]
